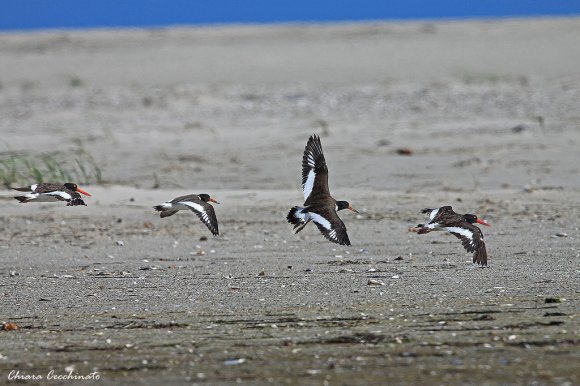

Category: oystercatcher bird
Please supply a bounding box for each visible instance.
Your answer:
[13,183,91,206]
[416,206,491,266]
[286,135,358,246]
[154,194,220,236]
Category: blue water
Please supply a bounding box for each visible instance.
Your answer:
[1,0,579,31]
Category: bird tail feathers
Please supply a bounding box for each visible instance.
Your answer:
[416,224,431,234]
[154,204,178,218]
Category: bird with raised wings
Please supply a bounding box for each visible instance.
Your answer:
[287,135,358,245]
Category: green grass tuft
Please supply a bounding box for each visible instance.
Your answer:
[0,149,105,189]
[69,75,83,87]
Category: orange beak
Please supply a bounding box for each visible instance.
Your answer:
[477,219,490,227]
[76,187,91,197]
[348,205,359,214]
[208,197,220,204]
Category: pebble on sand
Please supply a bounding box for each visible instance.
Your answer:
[1,322,20,331]
[224,358,246,365]
[396,148,413,156]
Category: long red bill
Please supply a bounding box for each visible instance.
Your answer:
[348,205,359,214]
[209,198,220,204]
[76,187,91,197]
[477,219,490,227]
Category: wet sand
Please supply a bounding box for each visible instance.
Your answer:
[0,17,579,385]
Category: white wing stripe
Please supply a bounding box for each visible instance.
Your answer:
[182,201,206,216]
[46,191,72,200]
[293,207,309,221]
[303,169,315,200]
[429,208,439,221]
[309,212,332,231]
[445,226,474,246]
[27,193,60,202]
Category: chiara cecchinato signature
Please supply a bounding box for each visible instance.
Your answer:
[8,369,101,381]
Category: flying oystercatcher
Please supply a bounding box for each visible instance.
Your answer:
[287,135,358,246]
[416,206,491,266]
[13,183,91,206]
[154,194,220,236]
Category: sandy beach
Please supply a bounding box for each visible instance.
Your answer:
[0,18,579,385]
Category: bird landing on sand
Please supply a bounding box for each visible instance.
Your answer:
[287,135,358,246]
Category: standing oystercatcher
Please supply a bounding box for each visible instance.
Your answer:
[13,183,91,206]
[416,206,491,266]
[287,135,358,246]
[154,194,220,236]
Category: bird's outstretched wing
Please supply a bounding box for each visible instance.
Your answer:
[182,200,219,236]
[446,223,487,266]
[302,135,330,203]
[421,206,454,221]
[309,210,351,246]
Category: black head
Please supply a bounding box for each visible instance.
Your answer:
[64,183,78,191]
[464,214,478,223]
[64,183,91,196]
[199,193,219,204]
[464,213,491,227]
[337,201,359,213]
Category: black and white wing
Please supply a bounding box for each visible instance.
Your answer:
[445,223,487,266]
[14,183,76,203]
[421,206,453,221]
[180,199,219,236]
[66,192,87,206]
[309,210,351,246]
[421,208,438,221]
[13,184,39,192]
[302,135,330,203]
